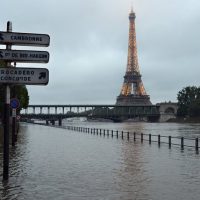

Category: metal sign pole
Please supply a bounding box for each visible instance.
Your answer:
[3,21,12,181]
[12,62,17,146]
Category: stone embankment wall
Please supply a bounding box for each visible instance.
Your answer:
[157,102,178,122]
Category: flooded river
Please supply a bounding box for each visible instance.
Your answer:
[0,121,200,200]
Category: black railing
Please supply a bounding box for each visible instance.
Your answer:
[64,125,199,153]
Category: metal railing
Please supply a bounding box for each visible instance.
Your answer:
[64,125,199,153]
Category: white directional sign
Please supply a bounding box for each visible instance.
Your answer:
[0,32,50,46]
[0,49,49,63]
[0,67,49,85]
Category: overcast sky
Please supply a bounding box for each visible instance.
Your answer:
[1,0,200,105]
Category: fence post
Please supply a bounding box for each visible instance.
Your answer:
[158,135,160,146]
[149,134,151,144]
[195,138,199,152]
[181,137,184,150]
[134,132,136,141]
[169,136,171,148]
[127,132,129,140]
[141,133,143,143]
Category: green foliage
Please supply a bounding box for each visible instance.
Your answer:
[177,86,200,117]
[12,85,29,110]
[0,60,6,67]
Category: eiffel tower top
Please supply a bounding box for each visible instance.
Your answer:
[129,7,136,19]
[126,8,139,74]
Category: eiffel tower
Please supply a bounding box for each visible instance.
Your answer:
[116,9,151,105]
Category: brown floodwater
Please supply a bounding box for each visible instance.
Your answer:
[0,121,200,200]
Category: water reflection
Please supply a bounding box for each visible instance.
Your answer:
[116,140,151,199]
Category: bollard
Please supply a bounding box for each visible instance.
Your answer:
[134,132,136,141]
[195,138,199,152]
[107,130,109,136]
[158,135,160,146]
[149,134,151,144]
[122,131,123,139]
[181,137,184,150]
[141,133,143,143]
[100,129,102,136]
[169,136,171,148]
[116,130,118,138]
[104,129,105,136]
[111,130,113,137]
[127,132,129,140]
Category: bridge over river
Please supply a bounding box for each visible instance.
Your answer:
[21,104,160,124]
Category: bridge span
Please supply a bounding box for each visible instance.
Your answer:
[21,104,160,124]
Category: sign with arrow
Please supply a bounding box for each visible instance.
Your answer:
[0,31,50,46]
[0,49,49,63]
[0,67,49,85]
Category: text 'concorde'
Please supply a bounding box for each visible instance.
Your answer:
[0,67,49,85]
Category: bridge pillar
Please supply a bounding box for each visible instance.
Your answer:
[62,107,64,114]
[55,107,57,114]
[58,119,62,126]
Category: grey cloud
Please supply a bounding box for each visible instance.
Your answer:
[1,0,200,105]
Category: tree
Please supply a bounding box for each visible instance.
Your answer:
[177,86,200,117]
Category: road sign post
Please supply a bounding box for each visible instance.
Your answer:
[0,22,50,181]
[3,21,12,181]
[10,98,20,147]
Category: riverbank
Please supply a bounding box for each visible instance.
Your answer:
[168,117,200,123]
